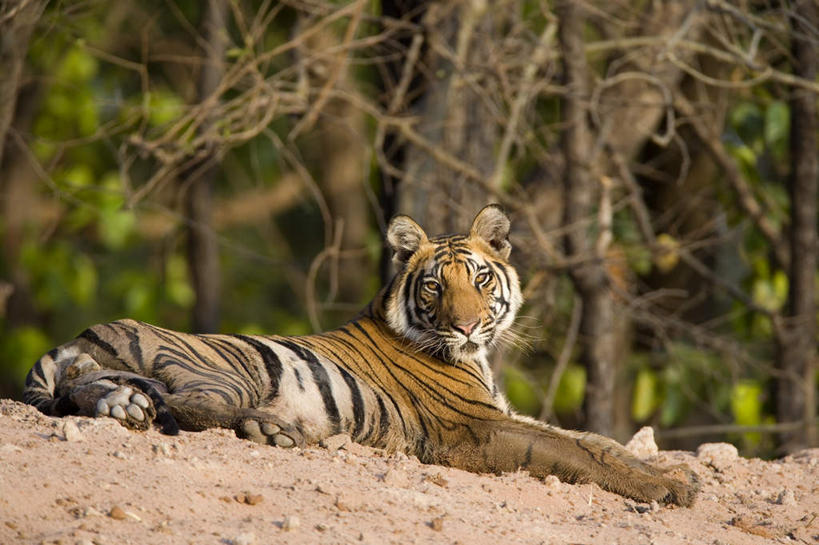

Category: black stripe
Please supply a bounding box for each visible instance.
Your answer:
[123,326,145,372]
[521,442,533,469]
[375,392,390,442]
[274,339,341,432]
[27,361,48,388]
[303,335,367,439]
[79,328,118,356]
[350,322,501,414]
[334,363,365,440]
[327,328,411,438]
[235,335,283,401]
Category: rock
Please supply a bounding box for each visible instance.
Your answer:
[381,468,410,487]
[543,475,562,491]
[281,515,300,531]
[62,420,83,442]
[109,505,127,520]
[425,473,449,488]
[625,426,658,458]
[775,488,796,506]
[153,443,172,456]
[429,515,445,531]
[320,434,352,451]
[697,443,738,471]
[232,532,256,545]
[316,484,340,496]
[245,494,263,505]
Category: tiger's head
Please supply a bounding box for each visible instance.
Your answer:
[384,204,523,363]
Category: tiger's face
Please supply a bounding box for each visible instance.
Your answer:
[384,205,523,362]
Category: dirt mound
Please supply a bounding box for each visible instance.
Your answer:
[1,399,816,544]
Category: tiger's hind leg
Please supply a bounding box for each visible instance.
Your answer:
[52,355,178,434]
[162,392,304,449]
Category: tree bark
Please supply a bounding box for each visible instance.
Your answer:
[0,0,48,327]
[0,0,47,170]
[776,0,818,451]
[186,0,228,333]
[557,0,618,436]
[397,1,500,235]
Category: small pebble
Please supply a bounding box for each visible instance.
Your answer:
[624,426,658,458]
[425,473,449,488]
[245,494,263,505]
[696,443,738,471]
[430,515,445,531]
[543,475,562,491]
[775,488,796,506]
[282,515,300,531]
[153,443,171,456]
[232,532,256,545]
[62,421,83,442]
[320,434,351,451]
[109,505,127,520]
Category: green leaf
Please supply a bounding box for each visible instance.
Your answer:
[764,101,789,155]
[631,368,660,422]
[504,367,541,417]
[98,208,135,250]
[56,46,99,83]
[0,327,52,386]
[67,254,98,306]
[731,380,762,427]
[166,255,195,308]
[553,364,586,414]
[148,89,185,127]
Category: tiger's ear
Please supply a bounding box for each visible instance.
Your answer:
[387,215,429,264]
[470,204,512,259]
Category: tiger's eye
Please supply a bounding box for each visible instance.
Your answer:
[423,279,440,292]
[474,272,490,285]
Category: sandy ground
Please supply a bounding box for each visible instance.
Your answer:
[1,399,817,545]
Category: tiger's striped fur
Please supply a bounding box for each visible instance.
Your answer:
[23,205,698,506]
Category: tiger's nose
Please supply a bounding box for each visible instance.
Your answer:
[453,320,479,337]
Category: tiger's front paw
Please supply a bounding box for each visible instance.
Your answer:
[658,464,700,507]
[622,464,700,507]
[237,411,304,449]
[95,385,156,431]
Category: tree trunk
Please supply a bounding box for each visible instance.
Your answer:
[558,0,618,436]
[0,0,48,327]
[0,0,46,170]
[776,0,818,451]
[397,2,500,235]
[186,0,228,333]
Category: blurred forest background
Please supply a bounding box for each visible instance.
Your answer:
[0,0,816,457]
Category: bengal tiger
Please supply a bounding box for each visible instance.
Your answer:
[23,204,698,506]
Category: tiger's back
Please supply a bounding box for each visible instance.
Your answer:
[23,205,700,506]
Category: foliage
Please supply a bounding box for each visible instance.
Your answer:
[0,0,815,456]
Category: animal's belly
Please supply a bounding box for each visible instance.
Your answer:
[262,351,402,448]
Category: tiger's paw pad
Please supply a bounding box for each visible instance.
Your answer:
[95,386,156,431]
[239,417,303,449]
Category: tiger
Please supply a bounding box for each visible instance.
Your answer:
[23,204,698,506]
